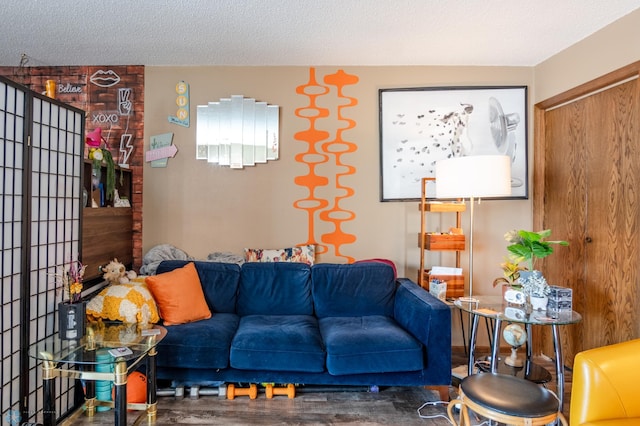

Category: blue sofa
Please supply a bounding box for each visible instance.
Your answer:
[153,260,451,389]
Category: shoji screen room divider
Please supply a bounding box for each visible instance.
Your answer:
[1,75,85,424]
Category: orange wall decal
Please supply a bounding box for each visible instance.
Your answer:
[294,68,359,263]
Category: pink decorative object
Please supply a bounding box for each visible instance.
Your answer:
[86,127,103,147]
[145,144,178,162]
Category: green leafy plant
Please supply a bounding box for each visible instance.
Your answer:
[504,229,569,272]
[102,149,116,201]
[88,147,116,202]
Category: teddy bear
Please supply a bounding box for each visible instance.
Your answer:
[101,258,138,285]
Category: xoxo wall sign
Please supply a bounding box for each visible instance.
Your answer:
[91,112,120,124]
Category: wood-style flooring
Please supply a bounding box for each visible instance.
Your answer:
[61,350,573,425]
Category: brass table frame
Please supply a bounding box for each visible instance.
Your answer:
[31,323,166,426]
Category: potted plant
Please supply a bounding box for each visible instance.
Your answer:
[497,229,568,308]
[86,127,117,203]
[54,258,87,339]
[504,229,568,272]
[518,270,551,310]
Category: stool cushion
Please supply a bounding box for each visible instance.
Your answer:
[461,373,560,417]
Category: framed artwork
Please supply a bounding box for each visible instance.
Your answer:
[379,86,528,201]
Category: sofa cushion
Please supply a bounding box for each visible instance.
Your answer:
[312,262,396,318]
[230,314,325,372]
[238,262,312,316]
[157,313,239,369]
[319,315,424,375]
[156,260,241,314]
[145,262,211,325]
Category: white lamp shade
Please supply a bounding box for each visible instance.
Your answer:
[435,155,512,199]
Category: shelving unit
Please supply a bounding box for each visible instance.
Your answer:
[82,159,133,281]
[418,177,466,298]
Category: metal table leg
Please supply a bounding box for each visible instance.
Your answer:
[147,346,158,422]
[467,313,480,376]
[42,355,57,426]
[524,323,533,377]
[82,342,96,417]
[552,324,565,410]
[113,358,128,426]
[489,318,502,373]
[484,317,494,349]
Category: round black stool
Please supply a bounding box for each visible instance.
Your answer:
[447,373,568,425]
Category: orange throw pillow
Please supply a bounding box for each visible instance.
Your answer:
[145,262,211,326]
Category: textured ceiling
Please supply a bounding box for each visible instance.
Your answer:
[1,0,639,67]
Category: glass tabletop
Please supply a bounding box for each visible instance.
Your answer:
[454,295,582,325]
[29,321,167,365]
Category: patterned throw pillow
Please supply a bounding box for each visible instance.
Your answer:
[86,280,160,324]
[244,244,315,265]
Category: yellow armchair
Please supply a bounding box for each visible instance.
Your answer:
[570,338,640,425]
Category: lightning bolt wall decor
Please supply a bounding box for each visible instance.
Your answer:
[119,133,134,166]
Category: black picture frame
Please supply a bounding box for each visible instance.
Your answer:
[379,86,528,201]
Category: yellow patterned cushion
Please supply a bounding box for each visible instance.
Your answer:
[87,281,159,324]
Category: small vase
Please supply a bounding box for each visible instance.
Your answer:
[58,301,86,340]
[529,295,548,311]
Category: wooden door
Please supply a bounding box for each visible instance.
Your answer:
[540,100,587,363]
[534,67,640,365]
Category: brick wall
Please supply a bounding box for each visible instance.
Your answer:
[0,65,145,271]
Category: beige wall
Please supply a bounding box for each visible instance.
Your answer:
[534,8,640,102]
[143,67,533,293]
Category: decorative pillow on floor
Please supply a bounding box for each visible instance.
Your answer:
[86,282,159,324]
[145,262,212,325]
[244,244,315,265]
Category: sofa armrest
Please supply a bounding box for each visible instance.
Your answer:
[570,338,640,425]
[394,278,450,344]
[394,278,451,380]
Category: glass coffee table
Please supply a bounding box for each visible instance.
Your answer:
[29,321,166,426]
[454,296,581,410]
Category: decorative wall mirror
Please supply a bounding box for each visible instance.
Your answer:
[196,95,280,169]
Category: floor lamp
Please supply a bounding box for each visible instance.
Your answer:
[435,155,511,298]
